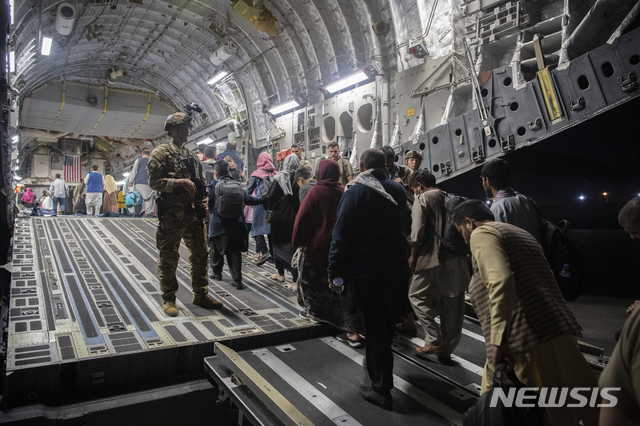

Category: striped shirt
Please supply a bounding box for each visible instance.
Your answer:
[468,221,581,360]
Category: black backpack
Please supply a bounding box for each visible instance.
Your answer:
[204,163,216,185]
[434,193,471,256]
[521,196,584,301]
[214,179,244,218]
[261,175,275,198]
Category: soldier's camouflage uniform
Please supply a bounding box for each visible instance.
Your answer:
[148,140,209,302]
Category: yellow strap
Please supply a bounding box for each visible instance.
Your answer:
[48,80,66,131]
[131,92,151,137]
[89,87,108,134]
[536,68,562,122]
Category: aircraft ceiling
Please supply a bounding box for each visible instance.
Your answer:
[11,0,445,145]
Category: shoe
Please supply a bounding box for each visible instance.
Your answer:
[231,281,244,290]
[192,294,223,310]
[209,272,222,281]
[336,333,365,349]
[358,386,393,411]
[437,354,455,365]
[270,274,285,282]
[255,252,272,266]
[163,301,179,317]
[416,344,444,355]
[395,323,418,337]
[251,253,261,261]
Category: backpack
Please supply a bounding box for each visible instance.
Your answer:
[204,163,216,185]
[214,178,244,218]
[434,193,471,256]
[525,196,584,301]
[261,175,275,198]
[125,191,142,208]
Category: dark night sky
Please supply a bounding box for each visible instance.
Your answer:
[439,95,640,229]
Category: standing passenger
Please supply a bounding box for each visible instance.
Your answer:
[147,112,223,316]
[327,142,354,186]
[328,149,409,410]
[293,160,362,344]
[248,153,276,265]
[453,200,598,426]
[480,158,542,243]
[85,165,105,216]
[129,148,156,217]
[103,175,118,213]
[263,154,301,286]
[403,170,469,362]
[49,173,69,214]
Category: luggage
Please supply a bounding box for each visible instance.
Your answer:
[125,191,142,208]
[463,364,545,426]
[435,192,471,256]
[75,198,87,215]
[214,179,244,218]
[204,163,216,185]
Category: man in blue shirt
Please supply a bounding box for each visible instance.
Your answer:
[84,165,105,216]
[216,142,244,173]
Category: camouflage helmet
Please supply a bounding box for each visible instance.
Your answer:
[405,150,423,161]
[164,112,192,132]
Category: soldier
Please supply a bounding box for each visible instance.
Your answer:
[147,112,223,316]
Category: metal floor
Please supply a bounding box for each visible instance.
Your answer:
[7,217,324,407]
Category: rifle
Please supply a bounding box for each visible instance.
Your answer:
[184,157,206,223]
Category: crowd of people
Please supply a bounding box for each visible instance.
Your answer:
[14,110,640,423]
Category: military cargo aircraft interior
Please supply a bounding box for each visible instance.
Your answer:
[1,0,640,424]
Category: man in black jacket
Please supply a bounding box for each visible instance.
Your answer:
[328,148,409,411]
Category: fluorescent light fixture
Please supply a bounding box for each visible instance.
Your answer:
[123,172,130,177]
[9,51,15,72]
[12,135,19,143]
[16,159,19,164]
[197,137,213,145]
[268,100,300,115]
[14,175,22,181]
[41,37,53,55]
[207,71,229,85]
[115,180,125,185]
[324,71,369,93]
[9,0,13,25]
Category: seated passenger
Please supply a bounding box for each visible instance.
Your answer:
[454,200,598,426]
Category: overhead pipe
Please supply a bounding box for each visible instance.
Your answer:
[55,3,76,36]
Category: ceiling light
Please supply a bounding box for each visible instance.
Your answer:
[12,135,19,143]
[123,172,130,177]
[41,37,53,56]
[14,175,22,181]
[324,71,369,93]
[197,137,213,145]
[9,0,14,25]
[9,51,15,73]
[267,100,301,115]
[207,71,229,85]
[115,180,124,186]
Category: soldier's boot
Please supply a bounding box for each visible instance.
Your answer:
[193,293,223,310]
[163,300,179,317]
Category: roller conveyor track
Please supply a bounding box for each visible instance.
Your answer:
[6,217,328,407]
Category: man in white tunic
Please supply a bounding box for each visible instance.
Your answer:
[84,165,105,216]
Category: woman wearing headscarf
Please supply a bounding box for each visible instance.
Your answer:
[246,152,276,264]
[64,187,75,215]
[292,159,364,346]
[102,175,118,213]
[264,154,301,285]
[20,188,35,208]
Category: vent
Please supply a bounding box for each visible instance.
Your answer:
[372,21,390,35]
